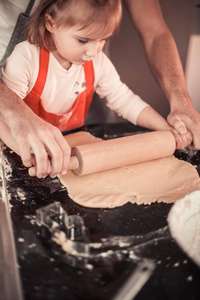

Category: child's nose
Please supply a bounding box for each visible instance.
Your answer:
[85,42,99,58]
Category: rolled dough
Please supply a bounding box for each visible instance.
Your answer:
[59,132,200,208]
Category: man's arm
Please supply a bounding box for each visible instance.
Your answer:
[0,80,70,178]
[124,0,200,149]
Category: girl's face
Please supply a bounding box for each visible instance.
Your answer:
[46,18,113,69]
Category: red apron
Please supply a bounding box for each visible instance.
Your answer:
[24,47,94,131]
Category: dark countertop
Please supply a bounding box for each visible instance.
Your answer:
[2,123,200,300]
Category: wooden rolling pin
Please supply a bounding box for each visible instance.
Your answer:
[29,130,176,176]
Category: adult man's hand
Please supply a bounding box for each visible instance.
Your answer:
[0,81,70,178]
[124,0,200,149]
[13,112,71,178]
[168,96,200,150]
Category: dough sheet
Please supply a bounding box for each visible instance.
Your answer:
[59,132,200,208]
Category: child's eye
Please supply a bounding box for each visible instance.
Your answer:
[78,39,88,44]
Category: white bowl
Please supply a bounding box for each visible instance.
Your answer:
[168,190,200,267]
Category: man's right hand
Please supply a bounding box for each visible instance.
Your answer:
[0,81,71,178]
[11,111,71,178]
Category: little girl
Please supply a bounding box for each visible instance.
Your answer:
[0,0,179,177]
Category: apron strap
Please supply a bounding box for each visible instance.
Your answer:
[25,0,36,17]
[0,0,36,66]
[83,60,94,116]
[30,47,50,98]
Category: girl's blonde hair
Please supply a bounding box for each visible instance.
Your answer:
[26,0,122,50]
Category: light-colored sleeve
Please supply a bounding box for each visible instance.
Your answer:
[94,52,149,125]
[1,41,38,99]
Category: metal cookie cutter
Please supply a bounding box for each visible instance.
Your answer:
[36,202,90,267]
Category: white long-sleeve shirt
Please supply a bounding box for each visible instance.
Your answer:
[1,41,149,125]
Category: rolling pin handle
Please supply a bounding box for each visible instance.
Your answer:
[69,156,79,170]
[28,156,79,177]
